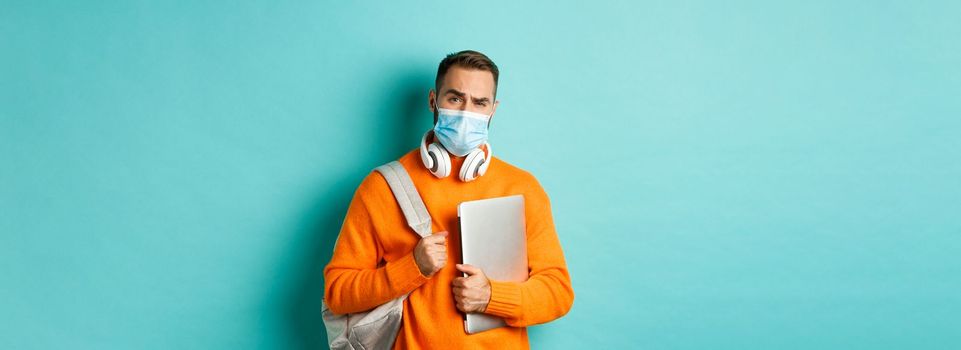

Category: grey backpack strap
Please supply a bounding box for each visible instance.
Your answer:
[374,161,432,238]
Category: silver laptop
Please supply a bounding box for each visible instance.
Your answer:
[457,194,528,334]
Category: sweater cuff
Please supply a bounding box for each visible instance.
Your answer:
[385,252,429,293]
[484,280,523,320]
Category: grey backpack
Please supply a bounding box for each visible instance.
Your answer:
[321,161,432,350]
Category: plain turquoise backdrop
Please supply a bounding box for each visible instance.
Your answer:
[2,1,960,349]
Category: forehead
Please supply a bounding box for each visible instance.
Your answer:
[440,66,496,98]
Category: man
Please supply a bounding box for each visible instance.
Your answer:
[324,50,574,349]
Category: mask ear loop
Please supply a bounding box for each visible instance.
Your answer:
[475,109,494,178]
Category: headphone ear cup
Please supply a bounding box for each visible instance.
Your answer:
[428,143,451,178]
[478,143,492,177]
[420,144,434,171]
[459,148,486,182]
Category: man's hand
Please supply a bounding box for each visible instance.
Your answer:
[452,264,491,313]
[414,231,448,277]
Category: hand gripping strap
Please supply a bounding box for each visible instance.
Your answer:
[374,161,432,238]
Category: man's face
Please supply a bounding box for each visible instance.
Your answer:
[429,66,499,122]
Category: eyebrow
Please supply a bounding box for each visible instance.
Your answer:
[443,88,491,104]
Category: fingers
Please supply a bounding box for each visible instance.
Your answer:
[451,286,465,310]
[452,275,485,289]
[451,286,475,299]
[422,231,449,245]
[455,300,467,312]
[455,263,482,276]
[425,244,446,254]
[451,286,482,313]
[455,300,472,313]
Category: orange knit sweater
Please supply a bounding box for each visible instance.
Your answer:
[323,148,574,349]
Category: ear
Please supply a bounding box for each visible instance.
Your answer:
[428,89,437,113]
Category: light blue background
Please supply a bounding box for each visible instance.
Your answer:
[3,1,960,349]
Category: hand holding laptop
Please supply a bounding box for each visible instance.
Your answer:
[452,263,491,313]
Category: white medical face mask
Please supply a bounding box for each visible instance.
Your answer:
[432,108,491,157]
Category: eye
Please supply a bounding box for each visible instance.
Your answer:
[449,97,462,103]
[475,102,488,107]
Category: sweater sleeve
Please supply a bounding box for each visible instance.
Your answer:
[323,173,430,315]
[482,177,575,327]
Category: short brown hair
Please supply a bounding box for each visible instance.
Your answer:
[435,50,499,97]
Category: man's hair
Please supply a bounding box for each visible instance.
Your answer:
[435,50,499,97]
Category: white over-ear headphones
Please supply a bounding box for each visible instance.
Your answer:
[420,130,492,182]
